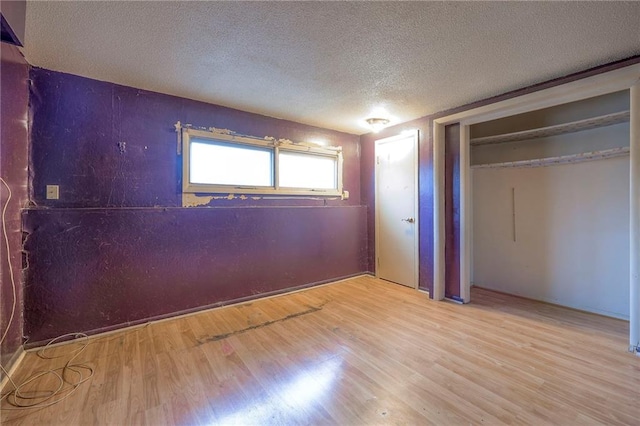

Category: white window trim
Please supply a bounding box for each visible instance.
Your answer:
[180,126,344,197]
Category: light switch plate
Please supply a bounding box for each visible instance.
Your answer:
[46,185,59,200]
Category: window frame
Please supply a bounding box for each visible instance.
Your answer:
[181,127,344,197]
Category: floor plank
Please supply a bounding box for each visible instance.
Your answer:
[2,276,638,425]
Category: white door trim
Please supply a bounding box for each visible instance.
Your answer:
[459,124,471,303]
[433,124,445,300]
[630,82,639,353]
[375,130,420,289]
[432,62,640,351]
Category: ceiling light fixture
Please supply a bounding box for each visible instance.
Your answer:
[365,117,390,133]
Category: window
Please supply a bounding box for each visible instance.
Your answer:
[190,140,273,187]
[279,151,338,189]
[181,127,343,196]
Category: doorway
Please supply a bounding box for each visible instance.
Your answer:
[375,131,419,288]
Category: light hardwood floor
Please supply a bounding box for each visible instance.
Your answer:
[1,275,638,425]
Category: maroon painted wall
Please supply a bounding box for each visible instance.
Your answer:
[25,68,367,345]
[0,42,28,368]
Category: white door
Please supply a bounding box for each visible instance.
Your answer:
[375,131,419,288]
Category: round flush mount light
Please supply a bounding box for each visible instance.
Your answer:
[365,117,390,133]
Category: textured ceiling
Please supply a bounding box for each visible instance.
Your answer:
[23,1,640,135]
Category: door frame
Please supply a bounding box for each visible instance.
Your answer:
[432,63,640,352]
[374,130,420,289]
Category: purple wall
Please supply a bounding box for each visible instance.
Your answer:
[30,68,362,208]
[444,124,460,299]
[24,207,366,342]
[26,69,367,345]
[0,43,28,368]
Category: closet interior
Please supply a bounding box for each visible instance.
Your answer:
[471,90,630,319]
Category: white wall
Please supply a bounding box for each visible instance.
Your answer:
[472,156,630,319]
[471,90,629,139]
[472,122,629,166]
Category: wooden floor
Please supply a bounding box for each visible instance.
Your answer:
[1,275,638,425]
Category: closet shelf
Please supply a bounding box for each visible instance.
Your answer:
[471,147,630,169]
[470,110,630,146]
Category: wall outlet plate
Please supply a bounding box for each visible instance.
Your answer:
[46,185,59,200]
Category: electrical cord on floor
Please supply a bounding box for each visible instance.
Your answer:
[0,178,17,349]
[1,333,94,409]
[0,177,95,410]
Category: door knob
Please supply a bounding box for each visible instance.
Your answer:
[401,217,415,223]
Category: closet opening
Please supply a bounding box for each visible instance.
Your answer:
[470,91,630,319]
[432,63,640,351]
